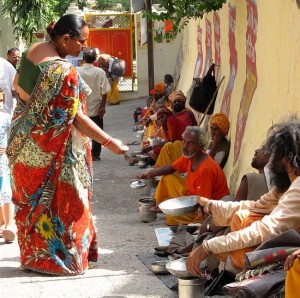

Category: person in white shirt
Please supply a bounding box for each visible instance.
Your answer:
[77,47,111,161]
[0,57,17,115]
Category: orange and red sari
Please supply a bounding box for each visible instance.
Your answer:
[7,60,97,275]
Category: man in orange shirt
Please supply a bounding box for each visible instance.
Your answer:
[137,126,229,225]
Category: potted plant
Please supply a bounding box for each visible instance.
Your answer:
[34,32,45,39]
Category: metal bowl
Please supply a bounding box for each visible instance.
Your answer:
[136,154,149,159]
[150,260,169,275]
[131,150,142,158]
[166,258,193,278]
[130,179,147,189]
[158,196,199,216]
[166,257,208,278]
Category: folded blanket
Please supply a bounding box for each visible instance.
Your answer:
[154,218,230,260]
[244,229,300,269]
[222,230,300,297]
[155,230,195,258]
[223,269,285,298]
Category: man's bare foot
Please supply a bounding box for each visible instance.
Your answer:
[150,205,162,213]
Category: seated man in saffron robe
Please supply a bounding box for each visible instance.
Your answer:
[151,112,230,213]
[137,126,229,226]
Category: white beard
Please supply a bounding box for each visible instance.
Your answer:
[182,151,198,159]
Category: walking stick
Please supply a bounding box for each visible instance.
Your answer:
[198,76,225,126]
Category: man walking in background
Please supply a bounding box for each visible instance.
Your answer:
[0,57,16,115]
[7,48,20,69]
[77,47,111,161]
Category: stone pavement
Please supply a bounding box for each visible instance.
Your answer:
[0,97,178,298]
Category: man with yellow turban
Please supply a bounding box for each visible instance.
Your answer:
[206,112,230,169]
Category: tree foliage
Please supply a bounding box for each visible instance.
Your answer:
[1,0,59,44]
[147,0,227,33]
[0,0,91,44]
[53,0,87,16]
[94,0,130,11]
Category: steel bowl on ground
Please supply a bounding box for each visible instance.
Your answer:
[166,257,209,278]
[150,260,169,275]
[131,150,142,157]
[130,179,147,189]
[136,154,149,159]
[158,196,199,216]
[166,258,193,278]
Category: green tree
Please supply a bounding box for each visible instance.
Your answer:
[1,0,59,44]
[147,0,227,33]
[94,0,130,11]
[0,0,91,44]
[54,0,88,16]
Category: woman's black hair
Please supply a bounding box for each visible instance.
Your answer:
[264,115,300,193]
[47,14,87,41]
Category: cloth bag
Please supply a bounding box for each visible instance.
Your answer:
[109,58,126,77]
[189,63,217,115]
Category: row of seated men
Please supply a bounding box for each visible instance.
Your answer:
[126,83,299,296]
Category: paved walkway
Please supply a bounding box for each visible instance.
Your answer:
[0,98,178,298]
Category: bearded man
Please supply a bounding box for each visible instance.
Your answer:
[137,126,229,225]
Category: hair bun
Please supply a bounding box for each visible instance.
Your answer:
[46,21,56,35]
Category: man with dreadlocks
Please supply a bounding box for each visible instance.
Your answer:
[187,115,300,277]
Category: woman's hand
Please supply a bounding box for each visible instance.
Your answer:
[284,248,300,271]
[106,138,129,155]
[186,245,209,277]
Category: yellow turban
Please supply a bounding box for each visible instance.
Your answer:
[154,82,165,95]
[210,113,230,136]
[169,90,186,103]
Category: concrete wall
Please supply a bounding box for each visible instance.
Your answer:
[131,12,183,99]
[0,14,18,58]
[176,0,300,194]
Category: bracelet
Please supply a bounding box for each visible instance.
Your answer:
[102,136,112,147]
[202,240,212,255]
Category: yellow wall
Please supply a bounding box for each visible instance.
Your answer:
[176,0,300,194]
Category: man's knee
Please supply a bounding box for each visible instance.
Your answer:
[231,209,251,232]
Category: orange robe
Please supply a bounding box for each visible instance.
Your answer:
[157,152,229,225]
[285,258,300,298]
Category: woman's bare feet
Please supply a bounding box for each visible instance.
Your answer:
[2,229,16,243]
